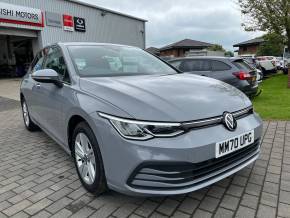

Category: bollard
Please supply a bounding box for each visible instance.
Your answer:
[288,65,290,88]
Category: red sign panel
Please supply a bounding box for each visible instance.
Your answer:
[63,14,73,31]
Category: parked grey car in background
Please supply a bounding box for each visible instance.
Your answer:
[168,57,259,97]
[20,43,263,196]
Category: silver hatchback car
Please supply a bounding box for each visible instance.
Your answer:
[20,43,263,196]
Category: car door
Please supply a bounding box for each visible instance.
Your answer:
[34,46,71,143]
[22,49,46,122]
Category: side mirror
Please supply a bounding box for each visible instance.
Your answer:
[32,69,63,87]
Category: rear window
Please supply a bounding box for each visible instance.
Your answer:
[211,60,231,71]
[243,58,255,65]
[232,60,253,71]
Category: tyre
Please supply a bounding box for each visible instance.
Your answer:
[72,122,107,195]
[21,98,39,131]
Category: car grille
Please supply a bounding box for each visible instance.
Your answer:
[181,106,253,131]
[127,139,260,190]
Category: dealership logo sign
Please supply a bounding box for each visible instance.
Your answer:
[0,2,43,28]
[63,14,74,31]
[74,17,86,32]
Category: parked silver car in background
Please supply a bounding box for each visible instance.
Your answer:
[20,43,263,196]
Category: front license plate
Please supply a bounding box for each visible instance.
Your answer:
[215,130,254,158]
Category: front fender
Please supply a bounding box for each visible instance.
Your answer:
[64,90,131,153]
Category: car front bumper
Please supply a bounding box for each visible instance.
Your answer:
[91,112,263,196]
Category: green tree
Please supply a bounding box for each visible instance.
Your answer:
[238,0,290,49]
[224,51,234,57]
[256,32,285,56]
[208,44,225,51]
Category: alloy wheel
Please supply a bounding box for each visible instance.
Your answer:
[75,132,96,185]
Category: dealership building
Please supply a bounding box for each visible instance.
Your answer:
[0,0,146,78]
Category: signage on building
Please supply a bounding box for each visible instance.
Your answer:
[63,14,74,31]
[46,11,62,28]
[74,17,86,32]
[0,2,43,28]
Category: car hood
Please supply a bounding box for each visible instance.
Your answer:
[79,74,251,122]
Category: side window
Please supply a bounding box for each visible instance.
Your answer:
[201,60,211,71]
[30,50,46,73]
[211,60,231,71]
[189,60,203,71]
[43,47,70,83]
[179,60,211,72]
[179,60,191,72]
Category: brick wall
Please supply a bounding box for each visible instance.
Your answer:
[160,48,192,57]
[160,49,178,57]
[238,45,260,55]
[160,49,183,57]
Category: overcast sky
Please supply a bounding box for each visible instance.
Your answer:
[80,0,263,51]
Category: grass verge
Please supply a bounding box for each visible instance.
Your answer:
[252,73,290,120]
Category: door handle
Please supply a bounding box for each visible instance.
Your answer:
[36,83,41,89]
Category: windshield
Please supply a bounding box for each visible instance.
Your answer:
[68,45,177,77]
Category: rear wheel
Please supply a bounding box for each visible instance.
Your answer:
[72,122,107,195]
[21,98,39,131]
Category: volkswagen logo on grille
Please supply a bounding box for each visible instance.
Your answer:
[222,112,237,131]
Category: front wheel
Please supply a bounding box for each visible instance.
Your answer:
[72,122,107,195]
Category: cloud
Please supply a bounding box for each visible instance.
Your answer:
[80,0,263,50]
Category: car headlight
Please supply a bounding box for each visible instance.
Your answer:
[98,112,184,140]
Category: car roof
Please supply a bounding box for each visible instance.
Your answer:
[50,42,137,48]
[256,56,275,58]
[169,56,242,62]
